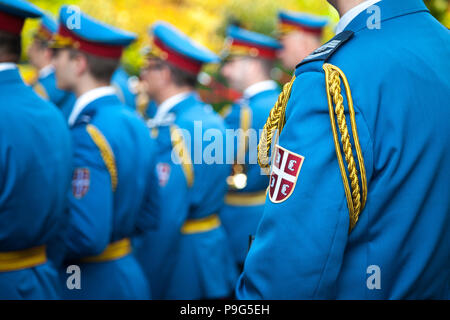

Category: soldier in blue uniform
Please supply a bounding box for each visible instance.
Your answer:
[277,10,329,71]
[49,6,159,299]
[0,0,72,299]
[28,12,75,119]
[134,21,238,299]
[219,25,281,270]
[237,0,450,299]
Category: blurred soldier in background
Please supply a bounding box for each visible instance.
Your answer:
[220,25,281,271]
[49,6,159,299]
[28,12,75,119]
[134,21,238,299]
[0,0,72,299]
[277,10,329,71]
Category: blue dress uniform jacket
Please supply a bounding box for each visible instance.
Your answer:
[0,65,72,299]
[53,90,159,299]
[220,83,280,266]
[134,93,238,299]
[33,67,76,120]
[237,0,450,299]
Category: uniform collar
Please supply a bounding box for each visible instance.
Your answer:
[153,91,193,122]
[342,0,429,34]
[243,80,279,100]
[335,0,382,35]
[39,64,54,78]
[68,86,117,127]
[0,62,17,73]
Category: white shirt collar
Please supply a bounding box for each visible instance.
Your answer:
[39,64,54,78]
[153,91,192,123]
[335,0,382,35]
[0,63,17,73]
[68,86,117,127]
[243,80,279,100]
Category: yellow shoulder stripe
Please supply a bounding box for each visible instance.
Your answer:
[86,124,118,192]
[323,63,367,232]
[219,104,232,118]
[170,125,194,188]
[81,238,131,263]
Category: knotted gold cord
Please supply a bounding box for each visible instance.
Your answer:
[323,63,367,232]
[257,76,296,174]
[86,124,118,192]
[170,125,194,188]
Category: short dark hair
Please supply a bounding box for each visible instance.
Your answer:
[69,49,119,83]
[166,62,197,88]
[0,31,21,63]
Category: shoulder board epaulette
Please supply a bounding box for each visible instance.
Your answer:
[296,30,354,69]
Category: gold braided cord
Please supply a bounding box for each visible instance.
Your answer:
[257,76,296,174]
[323,63,367,232]
[170,125,194,188]
[86,124,118,192]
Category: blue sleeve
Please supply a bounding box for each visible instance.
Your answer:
[236,71,372,299]
[223,104,240,164]
[62,126,113,260]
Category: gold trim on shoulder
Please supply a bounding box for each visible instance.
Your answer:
[33,82,49,100]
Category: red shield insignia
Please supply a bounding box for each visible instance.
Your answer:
[72,168,90,199]
[269,145,305,203]
[156,163,171,187]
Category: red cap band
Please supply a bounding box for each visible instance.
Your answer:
[0,11,25,35]
[153,37,203,75]
[57,25,124,59]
